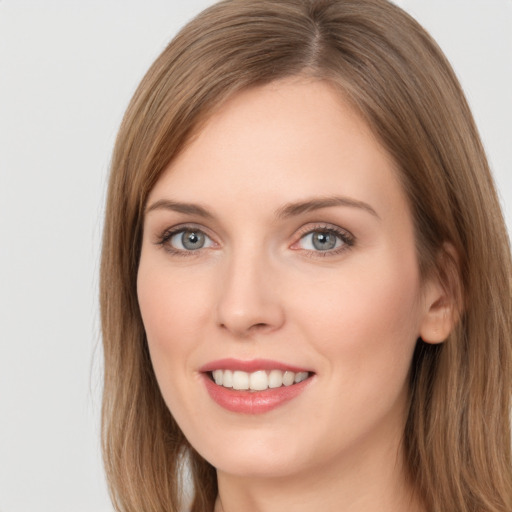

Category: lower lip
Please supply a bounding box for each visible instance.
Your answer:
[202,374,313,414]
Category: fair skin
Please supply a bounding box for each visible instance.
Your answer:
[137,78,449,512]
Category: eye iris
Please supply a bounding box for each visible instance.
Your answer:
[312,231,337,250]
[182,230,205,250]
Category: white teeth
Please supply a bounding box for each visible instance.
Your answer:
[249,370,268,391]
[282,371,295,386]
[232,370,249,390]
[295,371,309,383]
[210,369,310,391]
[222,369,233,388]
[213,369,223,385]
[268,369,283,388]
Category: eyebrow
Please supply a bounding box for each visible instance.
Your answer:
[275,196,380,220]
[145,195,379,220]
[145,199,214,218]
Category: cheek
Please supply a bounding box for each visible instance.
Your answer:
[286,252,422,449]
[137,260,212,354]
[294,248,422,372]
[136,259,211,418]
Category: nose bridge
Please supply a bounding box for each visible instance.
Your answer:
[216,242,284,337]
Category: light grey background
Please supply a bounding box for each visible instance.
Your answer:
[0,1,510,511]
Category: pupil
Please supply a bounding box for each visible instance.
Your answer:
[182,231,204,250]
[313,231,336,251]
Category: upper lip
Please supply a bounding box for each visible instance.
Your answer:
[199,358,312,374]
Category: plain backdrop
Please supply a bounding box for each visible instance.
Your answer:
[0,1,510,511]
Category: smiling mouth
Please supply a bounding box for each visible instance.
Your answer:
[209,369,312,392]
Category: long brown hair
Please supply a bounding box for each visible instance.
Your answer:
[100,1,512,510]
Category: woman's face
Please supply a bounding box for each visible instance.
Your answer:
[137,79,435,480]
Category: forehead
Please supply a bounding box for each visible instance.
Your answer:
[148,78,406,222]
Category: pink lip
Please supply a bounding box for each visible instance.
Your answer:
[199,358,310,373]
[199,359,314,415]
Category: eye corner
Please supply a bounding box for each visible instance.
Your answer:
[153,224,219,256]
[290,223,355,257]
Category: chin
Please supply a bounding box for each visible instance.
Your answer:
[191,425,311,479]
[212,452,307,480]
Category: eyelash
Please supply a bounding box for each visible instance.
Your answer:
[292,223,355,257]
[154,223,355,257]
[155,224,216,257]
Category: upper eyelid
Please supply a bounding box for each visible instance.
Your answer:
[152,221,354,248]
[155,225,218,256]
[152,224,216,250]
[291,223,355,250]
[157,223,216,239]
[293,222,354,238]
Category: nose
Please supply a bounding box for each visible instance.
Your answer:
[215,250,285,338]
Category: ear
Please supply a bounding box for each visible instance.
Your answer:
[419,244,461,344]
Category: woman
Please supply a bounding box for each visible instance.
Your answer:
[100,1,512,511]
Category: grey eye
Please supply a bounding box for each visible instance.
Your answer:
[299,230,343,251]
[170,229,211,251]
[312,231,338,250]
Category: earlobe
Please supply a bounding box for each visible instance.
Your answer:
[419,244,461,345]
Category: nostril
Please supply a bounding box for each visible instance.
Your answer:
[248,322,274,333]
[219,321,274,337]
